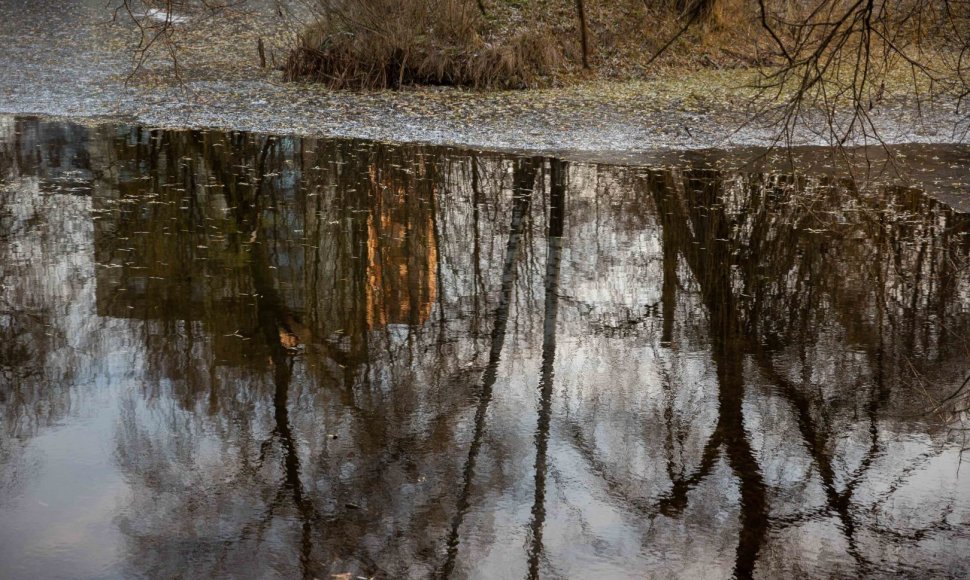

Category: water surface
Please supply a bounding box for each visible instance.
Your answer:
[1,117,969,579]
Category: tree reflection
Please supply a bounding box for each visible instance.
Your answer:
[565,165,970,577]
[439,156,539,578]
[2,117,970,578]
[526,158,566,579]
[0,119,97,502]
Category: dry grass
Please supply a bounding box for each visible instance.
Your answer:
[284,0,562,89]
[282,0,772,89]
[115,0,775,90]
[120,0,970,108]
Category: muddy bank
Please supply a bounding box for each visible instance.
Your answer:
[1,0,968,157]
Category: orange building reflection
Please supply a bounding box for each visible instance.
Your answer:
[364,166,438,329]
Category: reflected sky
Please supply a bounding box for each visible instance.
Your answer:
[1,116,969,579]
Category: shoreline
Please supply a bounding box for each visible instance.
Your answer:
[2,74,967,157]
[2,2,969,160]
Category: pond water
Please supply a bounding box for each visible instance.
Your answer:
[1,116,969,579]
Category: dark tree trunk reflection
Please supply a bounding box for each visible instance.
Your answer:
[526,159,566,579]
[439,157,540,578]
[651,171,768,579]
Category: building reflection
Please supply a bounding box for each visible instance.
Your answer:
[364,169,438,329]
[83,128,440,367]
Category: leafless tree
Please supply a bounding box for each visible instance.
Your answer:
[751,0,970,145]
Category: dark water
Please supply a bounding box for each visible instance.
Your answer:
[1,117,969,579]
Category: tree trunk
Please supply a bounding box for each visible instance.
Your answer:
[575,0,590,69]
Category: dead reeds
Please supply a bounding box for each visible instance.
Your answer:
[284,0,562,89]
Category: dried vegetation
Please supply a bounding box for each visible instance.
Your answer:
[284,0,563,88]
[111,0,970,145]
[281,0,763,89]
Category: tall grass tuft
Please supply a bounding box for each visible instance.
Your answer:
[284,0,562,89]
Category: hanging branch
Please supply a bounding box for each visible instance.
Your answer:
[749,0,970,147]
[111,0,253,84]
